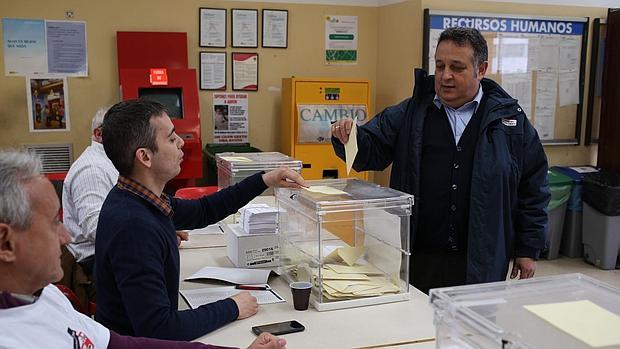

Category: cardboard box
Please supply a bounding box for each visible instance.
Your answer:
[224,223,280,268]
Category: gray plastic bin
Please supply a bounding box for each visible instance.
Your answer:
[583,202,620,269]
[551,166,599,257]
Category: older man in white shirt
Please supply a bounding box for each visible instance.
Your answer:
[60,107,118,304]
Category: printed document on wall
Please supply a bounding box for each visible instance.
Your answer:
[559,70,580,107]
[559,35,581,72]
[498,34,529,74]
[537,36,560,72]
[526,34,540,72]
[501,72,532,118]
[534,71,558,140]
[325,15,358,65]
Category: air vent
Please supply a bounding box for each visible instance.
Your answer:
[24,144,73,173]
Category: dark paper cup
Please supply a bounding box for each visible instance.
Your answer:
[290,281,312,310]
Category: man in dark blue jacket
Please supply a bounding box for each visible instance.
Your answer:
[332,27,550,294]
[95,99,306,340]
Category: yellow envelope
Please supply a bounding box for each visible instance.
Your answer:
[325,246,365,266]
[326,263,383,275]
[324,280,380,293]
[345,118,358,175]
[323,211,363,246]
[524,300,620,347]
[304,186,348,195]
[314,268,370,280]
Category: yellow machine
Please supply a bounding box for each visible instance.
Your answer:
[281,77,372,180]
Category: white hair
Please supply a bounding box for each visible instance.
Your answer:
[0,150,41,230]
[91,106,110,131]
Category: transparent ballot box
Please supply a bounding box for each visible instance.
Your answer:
[216,152,302,193]
[275,178,413,311]
[430,274,620,349]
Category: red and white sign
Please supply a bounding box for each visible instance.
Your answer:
[149,68,168,85]
[232,53,258,91]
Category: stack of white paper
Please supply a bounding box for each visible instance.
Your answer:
[242,207,279,234]
[239,203,270,223]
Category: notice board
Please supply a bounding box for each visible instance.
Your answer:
[423,10,588,145]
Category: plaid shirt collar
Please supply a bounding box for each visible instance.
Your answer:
[116,175,173,217]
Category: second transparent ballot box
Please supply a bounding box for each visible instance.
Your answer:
[430,274,620,349]
[216,152,302,194]
[275,178,414,311]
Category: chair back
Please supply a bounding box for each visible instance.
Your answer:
[55,284,96,316]
[175,186,218,199]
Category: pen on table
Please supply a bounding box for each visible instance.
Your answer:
[269,288,283,301]
[236,285,268,291]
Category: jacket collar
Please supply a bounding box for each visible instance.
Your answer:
[414,69,522,131]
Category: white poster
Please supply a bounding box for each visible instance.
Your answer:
[325,15,358,65]
[200,8,226,48]
[3,19,47,76]
[45,20,88,76]
[262,10,288,48]
[26,76,70,132]
[232,9,258,47]
[3,18,87,76]
[232,53,258,91]
[200,52,226,90]
[213,93,249,143]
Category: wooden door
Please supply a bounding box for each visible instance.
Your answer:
[597,9,620,171]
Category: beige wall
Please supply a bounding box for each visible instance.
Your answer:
[0,0,605,182]
[0,0,378,160]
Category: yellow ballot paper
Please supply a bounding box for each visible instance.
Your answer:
[345,118,358,175]
[219,156,252,162]
[523,300,620,347]
[304,186,348,195]
[325,246,365,266]
[313,268,370,280]
[326,263,384,275]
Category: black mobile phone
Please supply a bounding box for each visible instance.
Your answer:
[251,320,305,336]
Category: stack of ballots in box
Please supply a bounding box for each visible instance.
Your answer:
[298,247,401,300]
[240,204,279,234]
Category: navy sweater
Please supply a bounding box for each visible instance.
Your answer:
[95,172,267,341]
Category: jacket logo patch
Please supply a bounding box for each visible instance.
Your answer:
[502,118,517,127]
